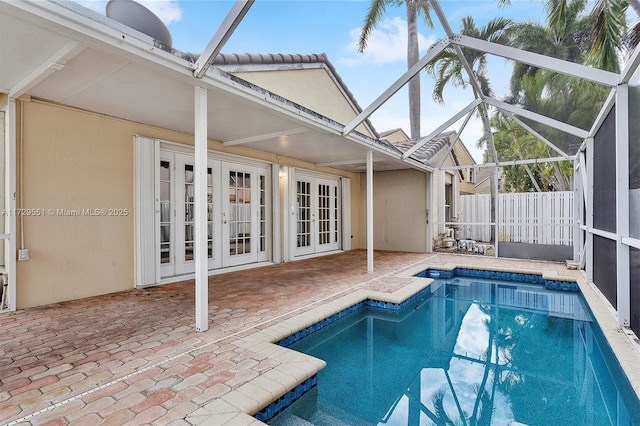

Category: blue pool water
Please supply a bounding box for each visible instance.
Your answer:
[269,277,640,425]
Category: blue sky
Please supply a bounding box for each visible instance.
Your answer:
[78,0,551,162]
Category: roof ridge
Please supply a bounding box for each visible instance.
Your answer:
[213,52,329,65]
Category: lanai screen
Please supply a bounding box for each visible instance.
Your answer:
[592,109,617,308]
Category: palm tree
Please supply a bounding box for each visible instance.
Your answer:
[507,1,614,168]
[488,109,575,192]
[488,113,544,192]
[358,0,433,139]
[426,16,513,242]
[539,0,631,72]
[507,0,596,100]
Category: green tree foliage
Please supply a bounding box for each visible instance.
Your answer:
[426,16,512,238]
[496,0,625,191]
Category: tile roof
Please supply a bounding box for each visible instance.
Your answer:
[392,131,455,162]
[212,53,329,66]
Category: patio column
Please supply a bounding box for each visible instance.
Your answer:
[367,150,373,273]
[573,157,581,262]
[4,98,16,311]
[494,165,499,258]
[616,84,630,327]
[426,172,433,253]
[194,86,209,331]
[586,137,594,281]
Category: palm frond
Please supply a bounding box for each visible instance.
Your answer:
[358,0,389,53]
[415,0,434,28]
[624,19,640,51]
[589,0,626,72]
[546,0,569,36]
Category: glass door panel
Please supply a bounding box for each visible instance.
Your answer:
[222,163,259,267]
[175,154,220,275]
[295,178,314,256]
[159,151,268,276]
[315,178,340,252]
[294,174,341,257]
[159,153,175,278]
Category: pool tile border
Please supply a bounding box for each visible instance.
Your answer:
[575,276,640,398]
[414,266,580,292]
[187,261,640,425]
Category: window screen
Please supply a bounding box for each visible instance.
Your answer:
[593,109,617,233]
[593,235,617,309]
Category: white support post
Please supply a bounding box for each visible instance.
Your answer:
[194,86,209,331]
[4,98,16,311]
[426,172,433,253]
[573,158,580,262]
[451,170,458,221]
[438,171,446,236]
[271,164,281,264]
[494,166,499,258]
[586,137,594,281]
[282,166,292,262]
[579,151,588,269]
[615,84,630,327]
[367,150,373,273]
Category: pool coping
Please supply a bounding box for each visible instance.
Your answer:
[185,262,640,425]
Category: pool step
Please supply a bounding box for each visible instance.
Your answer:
[270,413,315,426]
[270,409,354,426]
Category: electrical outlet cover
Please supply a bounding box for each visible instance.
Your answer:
[18,249,29,261]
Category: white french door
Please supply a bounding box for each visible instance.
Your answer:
[158,151,269,278]
[175,154,222,274]
[222,163,257,267]
[294,173,341,257]
[160,152,221,277]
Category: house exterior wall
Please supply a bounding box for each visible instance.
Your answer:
[381,130,409,144]
[360,169,428,253]
[15,99,362,308]
[230,68,374,137]
[475,178,491,194]
[452,141,476,195]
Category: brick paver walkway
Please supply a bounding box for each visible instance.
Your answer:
[0,251,581,425]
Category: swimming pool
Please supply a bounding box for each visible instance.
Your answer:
[267,276,640,425]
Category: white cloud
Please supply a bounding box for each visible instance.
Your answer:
[75,0,182,24]
[139,0,182,24]
[339,17,435,66]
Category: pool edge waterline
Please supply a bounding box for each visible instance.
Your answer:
[191,262,640,424]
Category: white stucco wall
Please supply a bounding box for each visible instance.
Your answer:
[361,169,429,253]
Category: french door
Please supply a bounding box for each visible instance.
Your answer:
[159,151,269,278]
[160,152,221,277]
[295,173,341,257]
[221,163,269,267]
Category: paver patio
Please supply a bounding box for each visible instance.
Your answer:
[0,251,589,425]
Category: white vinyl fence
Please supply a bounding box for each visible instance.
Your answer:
[458,191,574,245]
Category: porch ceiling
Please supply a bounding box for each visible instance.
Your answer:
[0,1,417,173]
